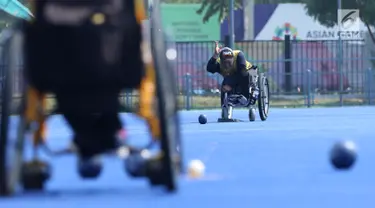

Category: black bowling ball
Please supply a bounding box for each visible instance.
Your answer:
[198,114,207,124]
[330,140,357,170]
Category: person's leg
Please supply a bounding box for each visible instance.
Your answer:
[220,77,237,105]
[220,89,225,106]
[239,72,251,100]
[220,79,236,119]
[220,84,233,105]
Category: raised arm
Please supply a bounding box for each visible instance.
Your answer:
[207,41,221,74]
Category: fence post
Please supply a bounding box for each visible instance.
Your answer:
[184,73,192,110]
[337,40,344,107]
[284,35,292,93]
[367,68,373,105]
[224,35,230,47]
[125,90,131,107]
[306,69,312,108]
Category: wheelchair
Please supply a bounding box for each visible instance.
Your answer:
[0,0,182,196]
[219,67,270,122]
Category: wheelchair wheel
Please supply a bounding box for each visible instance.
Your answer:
[164,37,184,173]
[150,0,181,192]
[0,30,25,196]
[249,107,256,122]
[258,73,270,121]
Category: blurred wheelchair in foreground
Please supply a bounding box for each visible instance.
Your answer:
[219,67,270,122]
[0,0,182,196]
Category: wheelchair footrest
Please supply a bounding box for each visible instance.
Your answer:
[217,118,243,122]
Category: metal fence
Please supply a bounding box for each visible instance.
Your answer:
[4,38,375,110]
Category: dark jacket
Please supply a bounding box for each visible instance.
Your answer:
[206,51,250,88]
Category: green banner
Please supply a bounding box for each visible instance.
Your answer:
[161,4,220,42]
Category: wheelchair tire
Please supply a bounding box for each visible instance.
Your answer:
[0,30,25,196]
[165,38,184,174]
[0,37,11,196]
[258,74,270,121]
[150,0,180,192]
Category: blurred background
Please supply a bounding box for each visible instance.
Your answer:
[1,0,374,110]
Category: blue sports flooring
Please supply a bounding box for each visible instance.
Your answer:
[1,107,375,207]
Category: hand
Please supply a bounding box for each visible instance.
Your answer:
[213,41,221,59]
[222,85,232,92]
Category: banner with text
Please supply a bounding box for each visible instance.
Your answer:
[255,4,367,41]
[161,4,220,42]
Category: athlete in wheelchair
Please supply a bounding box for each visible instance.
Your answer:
[0,0,181,196]
[206,42,269,122]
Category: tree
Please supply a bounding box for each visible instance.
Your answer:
[196,0,243,23]
[196,0,303,23]
[195,0,375,41]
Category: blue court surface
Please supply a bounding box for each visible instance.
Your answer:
[1,107,375,207]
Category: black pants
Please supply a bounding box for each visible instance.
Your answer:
[221,72,251,105]
[56,92,122,159]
